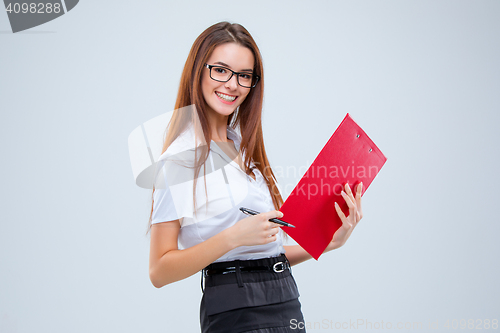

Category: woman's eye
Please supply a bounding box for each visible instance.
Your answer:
[214,67,226,74]
[240,73,252,80]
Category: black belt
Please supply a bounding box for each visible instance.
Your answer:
[203,254,291,277]
[204,261,290,276]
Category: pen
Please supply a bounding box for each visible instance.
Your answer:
[239,207,296,228]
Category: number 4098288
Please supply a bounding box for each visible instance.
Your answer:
[5,2,62,14]
[443,319,498,330]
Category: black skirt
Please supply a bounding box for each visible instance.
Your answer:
[200,254,306,333]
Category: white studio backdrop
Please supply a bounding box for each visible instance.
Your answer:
[1,1,499,332]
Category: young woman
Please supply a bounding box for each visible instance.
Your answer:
[148,22,363,333]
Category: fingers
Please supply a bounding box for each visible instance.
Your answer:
[261,210,285,229]
[267,225,280,236]
[331,183,364,248]
[257,210,282,243]
[356,182,363,220]
[334,202,351,229]
[340,183,363,226]
[341,186,356,219]
[343,183,356,205]
[261,210,284,221]
[348,182,362,223]
[235,210,283,246]
[265,224,280,243]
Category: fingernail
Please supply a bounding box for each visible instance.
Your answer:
[335,202,339,207]
[341,191,346,195]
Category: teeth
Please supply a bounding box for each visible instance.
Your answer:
[216,92,236,102]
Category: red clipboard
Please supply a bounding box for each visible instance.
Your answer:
[280,114,387,260]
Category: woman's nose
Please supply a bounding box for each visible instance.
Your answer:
[224,74,238,90]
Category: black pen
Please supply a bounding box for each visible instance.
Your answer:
[239,207,296,228]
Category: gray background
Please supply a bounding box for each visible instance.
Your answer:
[1,0,499,332]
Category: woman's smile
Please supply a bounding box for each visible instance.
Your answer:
[201,43,254,117]
[215,91,238,104]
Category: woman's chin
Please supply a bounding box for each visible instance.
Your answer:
[207,104,238,118]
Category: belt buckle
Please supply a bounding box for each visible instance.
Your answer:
[273,261,285,273]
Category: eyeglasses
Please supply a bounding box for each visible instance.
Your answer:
[204,64,260,88]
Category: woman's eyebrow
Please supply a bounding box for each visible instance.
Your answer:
[214,61,253,72]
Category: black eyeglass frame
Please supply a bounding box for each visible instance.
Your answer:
[204,63,260,88]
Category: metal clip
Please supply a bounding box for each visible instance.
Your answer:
[273,261,285,273]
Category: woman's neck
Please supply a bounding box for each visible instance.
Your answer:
[206,109,230,142]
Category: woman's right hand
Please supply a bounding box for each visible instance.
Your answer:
[228,210,284,247]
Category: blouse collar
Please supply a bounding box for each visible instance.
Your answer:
[157,123,252,170]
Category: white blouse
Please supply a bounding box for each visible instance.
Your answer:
[150,124,285,262]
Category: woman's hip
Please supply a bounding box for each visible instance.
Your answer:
[200,254,306,333]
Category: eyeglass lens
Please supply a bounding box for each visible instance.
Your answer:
[210,66,256,88]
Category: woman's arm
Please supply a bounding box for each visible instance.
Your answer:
[283,182,364,266]
[283,245,313,266]
[149,220,232,288]
[149,210,284,288]
[283,241,344,266]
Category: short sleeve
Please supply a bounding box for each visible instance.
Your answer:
[151,175,180,224]
[150,150,198,225]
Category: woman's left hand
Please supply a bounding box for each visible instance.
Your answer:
[325,182,363,252]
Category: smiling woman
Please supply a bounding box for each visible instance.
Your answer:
[146,21,363,333]
[201,43,255,121]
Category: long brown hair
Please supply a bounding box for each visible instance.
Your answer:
[147,22,283,234]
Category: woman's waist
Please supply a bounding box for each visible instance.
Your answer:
[203,253,291,286]
[200,253,300,316]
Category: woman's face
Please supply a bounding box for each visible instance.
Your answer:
[201,43,255,118]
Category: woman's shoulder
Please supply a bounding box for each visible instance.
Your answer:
[153,128,201,189]
[158,126,206,163]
